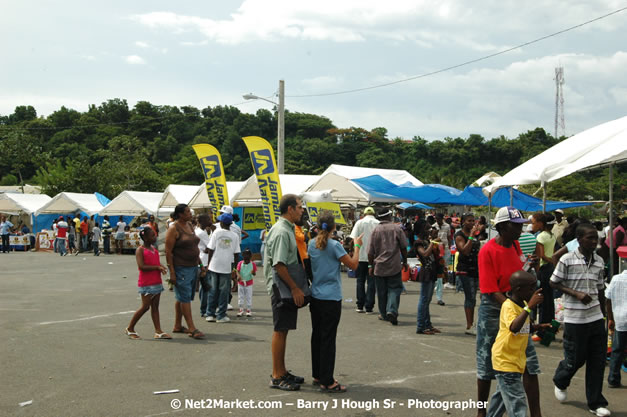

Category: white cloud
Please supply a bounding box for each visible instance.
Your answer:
[125,55,146,65]
[135,41,150,48]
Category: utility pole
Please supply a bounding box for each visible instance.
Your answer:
[277,80,285,174]
[554,67,565,139]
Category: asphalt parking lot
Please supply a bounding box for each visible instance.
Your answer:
[1,251,625,417]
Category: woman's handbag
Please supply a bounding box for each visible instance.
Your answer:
[272,263,312,308]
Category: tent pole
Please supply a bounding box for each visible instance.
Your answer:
[608,162,614,279]
[487,194,492,239]
[542,181,546,213]
[509,187,513,206]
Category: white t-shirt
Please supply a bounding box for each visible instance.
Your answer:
[196,227,211,267]
[350,215,380,262]
[116,222,126,233]
[216,222,241,247]
[208,228,241,274]
[606,271,627,332]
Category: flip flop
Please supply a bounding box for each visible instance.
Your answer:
[154,333,172,339]
[172,326,189,334]
[188,329,205,339]
[125,328,140,339]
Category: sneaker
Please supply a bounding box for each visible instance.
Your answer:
[437,300,445,306]
[237,309,244,317]
[217,316,231,323]
[589,407,611,416]
[554,385,567,402]
[465,325,477,336]
[607,382,621,388]
[206,316,216,322]
[246,310,252,317]
[444,283,455,289]
[74,251,79,256]
[365,310,374,315]
[355,308,365,313]
[227,304,234,310]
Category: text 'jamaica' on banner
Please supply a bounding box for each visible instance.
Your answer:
[192,144,229,217]
[241,136,283,231]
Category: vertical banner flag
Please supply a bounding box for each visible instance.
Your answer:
[192,144,229,217]
[241,136,283,230]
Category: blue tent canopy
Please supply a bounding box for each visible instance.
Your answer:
[352,175,593,212]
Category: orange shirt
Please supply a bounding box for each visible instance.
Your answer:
[295,225,308,260]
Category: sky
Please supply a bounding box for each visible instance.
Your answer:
[1,0,626,141]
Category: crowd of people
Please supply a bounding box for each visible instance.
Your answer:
[5,194,624,415]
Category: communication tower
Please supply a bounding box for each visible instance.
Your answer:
[554,67,565,139]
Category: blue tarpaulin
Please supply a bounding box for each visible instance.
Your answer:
[397,202,434,210]
[352,175,593,212]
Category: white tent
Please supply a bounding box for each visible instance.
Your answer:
[0,193,52,215]
[188,182,246,209]
[35,192,105,216]
[472,172,501,187]
[158,185,199,210]
[0,184,42,194]
[231,175,320,206]
[484,115,627,276]
[306,164,423,205]
[487,116,627,190]
[99,191,163,216]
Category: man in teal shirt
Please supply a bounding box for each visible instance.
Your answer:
[264,194,305,391]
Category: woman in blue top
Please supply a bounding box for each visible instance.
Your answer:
[308,212,362,393]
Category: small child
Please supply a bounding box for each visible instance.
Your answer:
[487,271,550,417]
[92,222,101,256]
[607,270,627,388]
[125,227,170,340]
[236,249,256,317]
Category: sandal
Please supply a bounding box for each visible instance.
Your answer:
[284,371,304,384]
[270,375,300,391]
[125,328,140,339]
[416,329,436,335]
[172,326,189,334]
[320,381,347,393]
[429,327,442,333]
[154,333,172,339]
[188,329,205,339]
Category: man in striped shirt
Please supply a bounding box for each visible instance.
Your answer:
[549,223,610,417]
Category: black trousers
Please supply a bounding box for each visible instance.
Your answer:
[1,234,9,252]
[553,319,608,410]
[536,263,555,337]
[310,298,342,386]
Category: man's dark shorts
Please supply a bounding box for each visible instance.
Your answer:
[271,285,298,331]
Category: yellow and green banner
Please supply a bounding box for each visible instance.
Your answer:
[192,144,229,217]
[306,202,346,225]
[242,207,266,230]
[241,136,283,230]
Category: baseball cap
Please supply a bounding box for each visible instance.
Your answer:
[377,210,393,218]
[217,213,233,224]
[555,209,564,214]
[493,206,528,225]
[364,207,375,215]
[219,205,234,215]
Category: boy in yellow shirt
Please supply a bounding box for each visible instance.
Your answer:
[487,271,550,417]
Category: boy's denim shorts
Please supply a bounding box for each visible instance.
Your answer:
[138,284,164,296]
[476,294,540,380]
[174,266,198,303]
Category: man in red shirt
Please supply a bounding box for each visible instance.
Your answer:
[80,216,89,253]
[476,207,542,417]
[56,217,68,256]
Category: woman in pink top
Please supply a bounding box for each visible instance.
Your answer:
[125,227,170,340]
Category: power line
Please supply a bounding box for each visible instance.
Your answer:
[287,6,627,98]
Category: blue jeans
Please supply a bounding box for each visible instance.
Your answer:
[58,239,66,256]
[487,371,526,417]
[375,272,402,318]
[608,330,626,386]
[417,279,435,331]
[435,277,443,302]
[103,236,110,254]
[477,294,540,380]
[81,235,88,252]
[198,271,211,316]
[208,272,231,320]
[459,274,478,309]
[355,262,376,311]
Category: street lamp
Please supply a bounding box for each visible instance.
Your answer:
[243,80,285,174]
